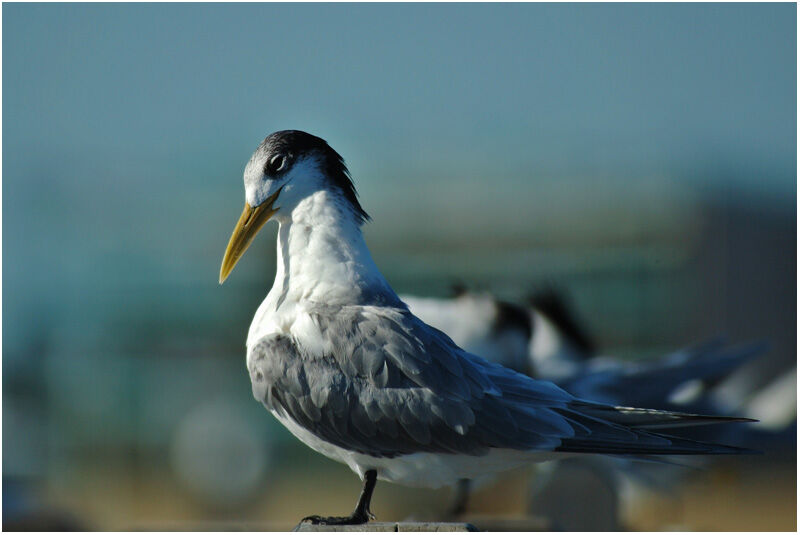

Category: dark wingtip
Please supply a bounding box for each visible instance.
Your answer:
[728,417,759,424]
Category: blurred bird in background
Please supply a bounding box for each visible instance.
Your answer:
[403,286,794,528]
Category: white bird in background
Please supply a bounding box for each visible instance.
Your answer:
[404,288,766,414]
[402,287,597,381]
[403,287,768,521]
[219,130,755,526]
[406,288,794,448]
[399,290,534,374]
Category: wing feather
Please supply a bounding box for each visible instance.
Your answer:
[248,305,752,459]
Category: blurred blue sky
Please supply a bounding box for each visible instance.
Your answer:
[2,3,796,357]
[2,7,797,523]
[4,3,796,189]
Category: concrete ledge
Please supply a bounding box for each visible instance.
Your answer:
[294,522,477,532]
[462,515,554,531]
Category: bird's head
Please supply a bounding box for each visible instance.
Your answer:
[219,130,368,283]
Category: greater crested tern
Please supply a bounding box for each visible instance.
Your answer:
[219,130,755,526]
[402,288,764,516]
[403,289,762,411]
[401,288,595,378]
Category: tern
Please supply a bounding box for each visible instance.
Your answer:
[401,288,597,379]
[219,130,754,526]
[403,288,764,516]
[405,289,763,411]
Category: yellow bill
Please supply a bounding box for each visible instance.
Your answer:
[219,188,282,284]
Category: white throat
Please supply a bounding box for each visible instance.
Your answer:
[247,189,400,347]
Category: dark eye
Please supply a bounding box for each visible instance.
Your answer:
[265,154,286,175]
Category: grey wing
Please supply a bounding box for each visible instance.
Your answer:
[249,307,753,459]
[248,307,581,458]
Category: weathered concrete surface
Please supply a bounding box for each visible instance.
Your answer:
[293,522,477,532]
[461,515,554,531]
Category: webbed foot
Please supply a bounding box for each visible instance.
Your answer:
[296,470,378,528]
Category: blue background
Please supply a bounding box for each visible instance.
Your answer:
[3,3,795,530]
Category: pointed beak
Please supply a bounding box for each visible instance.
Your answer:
[219,187,282,284]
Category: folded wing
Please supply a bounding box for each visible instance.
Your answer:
[248,305,753,459]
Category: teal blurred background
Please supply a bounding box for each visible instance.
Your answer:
[3,3,796,530]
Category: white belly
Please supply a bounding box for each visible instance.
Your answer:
[270,408,565,488]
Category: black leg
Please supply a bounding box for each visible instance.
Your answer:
[300,470,378,526]
[446,479,471,519]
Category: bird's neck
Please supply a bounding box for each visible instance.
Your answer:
[248,190,400,346]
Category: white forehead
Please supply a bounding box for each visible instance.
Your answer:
[243,146,270,189]
[242,150,327,208]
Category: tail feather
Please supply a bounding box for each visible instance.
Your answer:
[573,403,757,429]
[553,401,759,456]
[557,434,757,455]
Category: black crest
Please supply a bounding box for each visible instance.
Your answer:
[529,288,596,356]
[259,130,370,224]
[493,300,533,340]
